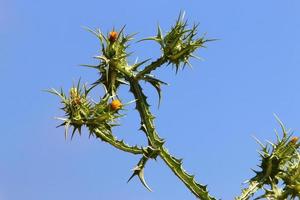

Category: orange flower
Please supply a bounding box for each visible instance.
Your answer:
[109,31,118,42]
[290,136,298,145]
[110,99,122,111]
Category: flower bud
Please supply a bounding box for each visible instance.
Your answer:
[70,87,78,98]
[109,31,118,42]
[70,87,82,105]
[110,99,122,111]
[290,136,298,145]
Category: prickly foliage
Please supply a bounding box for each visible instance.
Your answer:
[83,26,134,96]
[236,117,300,200]
[48,82,92,139]
[160,147,217,200]
[48,82,143,155]
[139,12,209,72]
[48,13,299,200]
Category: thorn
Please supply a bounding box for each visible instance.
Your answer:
[127,166,152,191]
[63,122,70,140]
[71,128,76,140]
[252,135,265,148]
[273,113,287,135]
[127,167,137,183]
[138,168,152,192]
[266,140,275,147]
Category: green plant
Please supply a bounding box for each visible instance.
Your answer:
[49,13,300,199]
[236,116,300,200]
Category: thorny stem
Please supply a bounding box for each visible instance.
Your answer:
[129,76,216,200]
[235,181,262,200]
[136,57,167,80]
[159,147,216,200]
[129,78,164,147]
[92,128,143,155]
[52,14,300,200]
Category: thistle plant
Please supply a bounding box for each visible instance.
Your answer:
[49,13,300,199]
[236,116,300,200]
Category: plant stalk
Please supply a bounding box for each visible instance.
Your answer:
[136,57,167,79]
[92,128,143,155]
[128,76,216,200]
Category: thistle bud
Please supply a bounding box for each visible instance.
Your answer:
[109,31,118,42]
[110,99,122,111]
[290,136,298,145]
[69,87,81,105]
[70,87,78,98]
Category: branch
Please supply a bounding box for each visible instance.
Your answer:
[128,77,216,199]
[136,57,167,80]
[92,128,143,155]
[129,78,164,147]
[235,181,262,200]
[160,147,216,200]
[127,156,152,191]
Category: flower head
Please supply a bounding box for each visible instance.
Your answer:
[110,99,122,111]
[70,87,82,105]
[109,31,118,42]
[290,136,298,145]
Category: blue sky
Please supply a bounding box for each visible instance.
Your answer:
[1,0,300,199]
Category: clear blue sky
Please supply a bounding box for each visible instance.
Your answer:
[1,0,300,199]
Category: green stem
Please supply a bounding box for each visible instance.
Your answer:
[129,78,164,147]
[92,128,143,155]
[160,147,216,200]
[235,181,262,200]
[129,77,216,200]
[136,57,167,80]
[114,64,134,78]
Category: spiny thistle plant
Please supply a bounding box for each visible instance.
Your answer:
[236,116,300,200]
[49,13,300,199]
